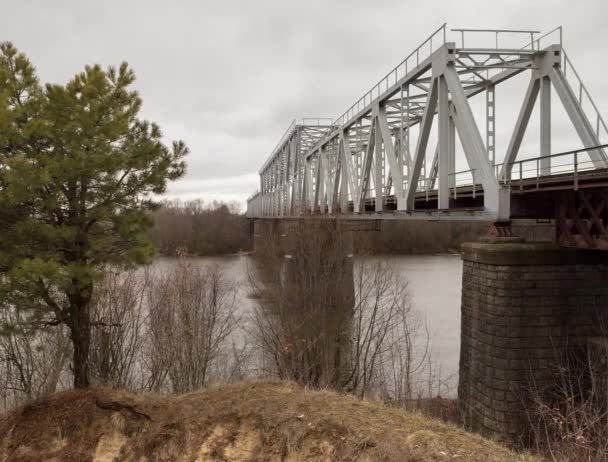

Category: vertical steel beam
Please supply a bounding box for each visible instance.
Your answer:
[438,75,450,209]
[374,121,383,212]
[323,147,334,214]
[449,109,456,189]
[295,132,302,216]
[303,158,312,214]
[314,150,324,213]
[339,144,348,213]
[486,84,495,165]
[540,76,551,175]
[403,83,412,196]
[340,130,360,212]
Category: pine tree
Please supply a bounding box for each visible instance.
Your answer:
[0,42,188,388]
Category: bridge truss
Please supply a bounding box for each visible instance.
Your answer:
[247,25,608,224]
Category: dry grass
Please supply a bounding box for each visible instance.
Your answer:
[0,381,538,462]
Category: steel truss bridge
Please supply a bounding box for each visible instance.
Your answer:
[247,25,608,249]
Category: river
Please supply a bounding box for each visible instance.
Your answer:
[151,254,463,394]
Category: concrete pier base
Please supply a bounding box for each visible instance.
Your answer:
[459,242,608,441]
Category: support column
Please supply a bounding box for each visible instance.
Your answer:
[540,76,551,175]
[375,123,383,212]
[486,84,496,166]
[438,75,450,209]
[449,110,456,190]
[459,241,608,441]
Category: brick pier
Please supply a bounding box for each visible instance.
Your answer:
[459,241,608,441]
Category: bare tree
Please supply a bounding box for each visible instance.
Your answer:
[527,341,608,461]
[249,218,432,400]
[88,269,149,390]
[346,258,413,398]
[143,258,239,393]
[249,219,354,388]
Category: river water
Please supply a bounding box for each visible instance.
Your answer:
[151,254,463,393]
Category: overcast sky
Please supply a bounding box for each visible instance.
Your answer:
[3,1,608,210]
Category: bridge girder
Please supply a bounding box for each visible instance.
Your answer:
[247,25,608,223]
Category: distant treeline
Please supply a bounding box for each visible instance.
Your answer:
[152,200,251,256]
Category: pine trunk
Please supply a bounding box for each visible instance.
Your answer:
[69,301,91,389]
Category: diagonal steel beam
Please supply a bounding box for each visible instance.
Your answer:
[332,147,341,212]
[405,77,438,209]
[499,76,540,181]
[376,103,405,209]
[444,65,508,219]
[549,67,608,168]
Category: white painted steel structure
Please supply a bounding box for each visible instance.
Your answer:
[247,25,608,221]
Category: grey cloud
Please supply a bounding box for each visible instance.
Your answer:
[3,0,608,209]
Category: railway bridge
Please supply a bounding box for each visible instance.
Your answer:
[246,25,608,440]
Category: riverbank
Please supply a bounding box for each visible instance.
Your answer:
[0,381,538,462]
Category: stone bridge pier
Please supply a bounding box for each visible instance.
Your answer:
[459,241,608,441]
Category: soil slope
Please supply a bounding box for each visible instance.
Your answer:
[0,381,537,462]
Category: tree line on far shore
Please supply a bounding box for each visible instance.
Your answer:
[151,200,251,257]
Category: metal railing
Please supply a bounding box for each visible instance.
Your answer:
[258,118,335,174]
[520,25,562,51]
[562,52,608,145]
[449,168,478,199]
[497,144,608,191]
[246,191,260,202]
[453,28,540,50]
[259,119,296,174]
[521,25,607,145]
[331,23,447,127]
[301,118,334,126]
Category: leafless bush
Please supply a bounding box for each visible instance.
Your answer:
[0,307,71,410]
[528,342,608,461]
[88,269,149,390]
[249,219,354,389]
[209,340,255,384]
[373,278,429,401]
[346,258,409,397]
[143,258,239,393]
[249,218,435,401]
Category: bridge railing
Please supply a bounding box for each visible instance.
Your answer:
[259,119,296,174]
[332,23,447,128]
[562,51,608,145]
[449,168,478,199]
[412,167,479,202]
[498,144,608,191]
[453,28,540,50]
[520,25,562,50]
[522,25,608,145]
[258,119,336,175]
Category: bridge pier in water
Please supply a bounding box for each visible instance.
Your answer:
[459,241,608,441]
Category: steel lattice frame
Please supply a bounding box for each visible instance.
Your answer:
[247,25,608,221]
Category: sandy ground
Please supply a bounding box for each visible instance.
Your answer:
[0,381,538,462]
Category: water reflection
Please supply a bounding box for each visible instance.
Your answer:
[148,254,462,395]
